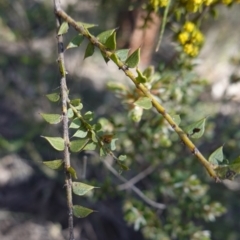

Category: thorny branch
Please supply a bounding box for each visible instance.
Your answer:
[54,1,74,240]
[54,6,219,181]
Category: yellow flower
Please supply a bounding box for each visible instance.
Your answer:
[192,30,204,44]
[204,0,215,5]
[222,0,232,4]
[183,44,200,57]
[183,21,195,32]
[178,31,190,44]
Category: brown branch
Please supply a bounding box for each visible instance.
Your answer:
[55,8,219,181]
[54,1,74,240]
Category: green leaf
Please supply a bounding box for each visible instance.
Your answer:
[231,156,240,164]
[134,97,152,110]
[42,136,64,151]
[185,117,206,139]
[129,106,143,122]
[72,182,97,196]
[117,161,129,171]
[100,147,107,157]
[110,138,118,151]
[69,118,81,129]
[110,53,119,65]
[83,141,97,151]
[46,93,60,102]
[70,139,89,152]
[97,29,116,44]
[107,82,127,92]
[105,31,116,50]
[136,68,147,83]
[215,165,237,180]
[71,99,81,106]
[125,48,140,68]
[67,166,77,179]
[58,21,69,35]
[41,113,62,124]
[90,131,98,143]
[209,146,224,165]
[92,123,102,132]
[73,205,94,218]
[67,108,74,118]
[115,49,129,62]
[66,34,84,49]
[77,21,97,29]
[84,42,95,59]
[84,111,94,121]
[171,114,181,126]
[118,155,127,161]
[43,160,63,170]
[73,127,88,138]
[143,66,154,78]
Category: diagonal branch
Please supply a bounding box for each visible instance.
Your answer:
[54,1,74,240]
[117,164,159,190]
[54,7,219,181]
[103,158,166,210]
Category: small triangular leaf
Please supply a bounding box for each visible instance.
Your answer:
[100,147,107,157]
[185,118,206,139]
[41,113,62,124]
[118,155,127,161]
[67,108,74,118]
[73,205,94,218]
[83,141,97,151]
[209,146,224,165]
[70,139,89,152]
[67,166,78,179]
[43,160,63,170]
[110,53,119,65]
[105,31,116,50]
[72,182,97,196]
[90,131,98,143]
[69,118,81,129]
[73,128,88,138]
[115,49,130,62]
[125,48,140,68]
[84,42,95,59]
[143,66,154,78]
[84,111,94,121]
[42,136,64,151]
[46,93,60,102]
[134,97,152,110]
[77,21,97,29]
[71,99,81,106]
[66,34,84,49]
[58,21,69,35]
[110,138,118,151]
[136,68,147,83]
[97,29,116,44]
[171,114,181,126]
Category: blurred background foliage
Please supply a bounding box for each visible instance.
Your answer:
[0,0,240,239]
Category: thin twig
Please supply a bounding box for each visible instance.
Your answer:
[54,1,74,240]
[118,164,158,190]
[103,159,165,210]
[55,8,219,181]
[155,0,172,52]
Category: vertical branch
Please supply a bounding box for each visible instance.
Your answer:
[54,1,74,240]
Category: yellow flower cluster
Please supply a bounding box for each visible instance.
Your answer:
[149,0,169,11]
[222,0,240,4]
[181,0,215,12]
[178,21,204,57]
